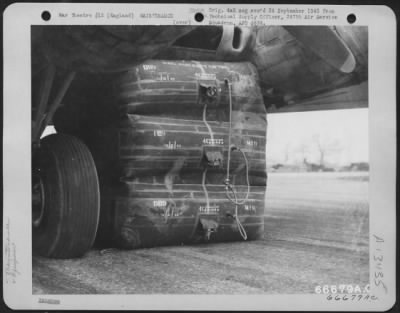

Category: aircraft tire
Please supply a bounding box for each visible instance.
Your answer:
[32,134,100,258]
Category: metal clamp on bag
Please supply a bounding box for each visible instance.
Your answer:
[198,79,220,108]
[202,145,224,167]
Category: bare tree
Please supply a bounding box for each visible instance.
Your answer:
[311,133,342,169]
[284,143,290,164]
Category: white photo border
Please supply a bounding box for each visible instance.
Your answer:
[3,3,396,310]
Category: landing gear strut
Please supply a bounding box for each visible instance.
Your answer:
[32,64,100,258]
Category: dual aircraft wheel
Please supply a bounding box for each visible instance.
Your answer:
[32,134,100,258]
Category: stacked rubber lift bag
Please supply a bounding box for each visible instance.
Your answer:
[83,60,267,249]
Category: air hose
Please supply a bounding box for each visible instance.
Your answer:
[202,102,214,143]
[193,79,249,241]
[189,104,213,240]
[224,79,249,240]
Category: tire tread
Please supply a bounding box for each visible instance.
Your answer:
[35,134,100,258]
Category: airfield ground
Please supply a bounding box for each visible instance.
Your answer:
[33,172,369,294]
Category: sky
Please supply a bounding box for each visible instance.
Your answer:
[266,108,369,166]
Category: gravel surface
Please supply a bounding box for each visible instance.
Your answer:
[33,172,369,294]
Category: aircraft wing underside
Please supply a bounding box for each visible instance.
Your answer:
[31,25,368,115]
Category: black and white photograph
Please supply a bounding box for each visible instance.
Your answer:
[30,23,370,293]
[3,3,396,311]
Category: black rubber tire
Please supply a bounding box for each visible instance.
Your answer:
[32,134,100,258]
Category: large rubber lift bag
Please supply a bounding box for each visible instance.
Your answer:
[58,60,268,248]
[98,182,265,248]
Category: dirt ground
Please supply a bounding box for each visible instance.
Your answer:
[32,172,369,294]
